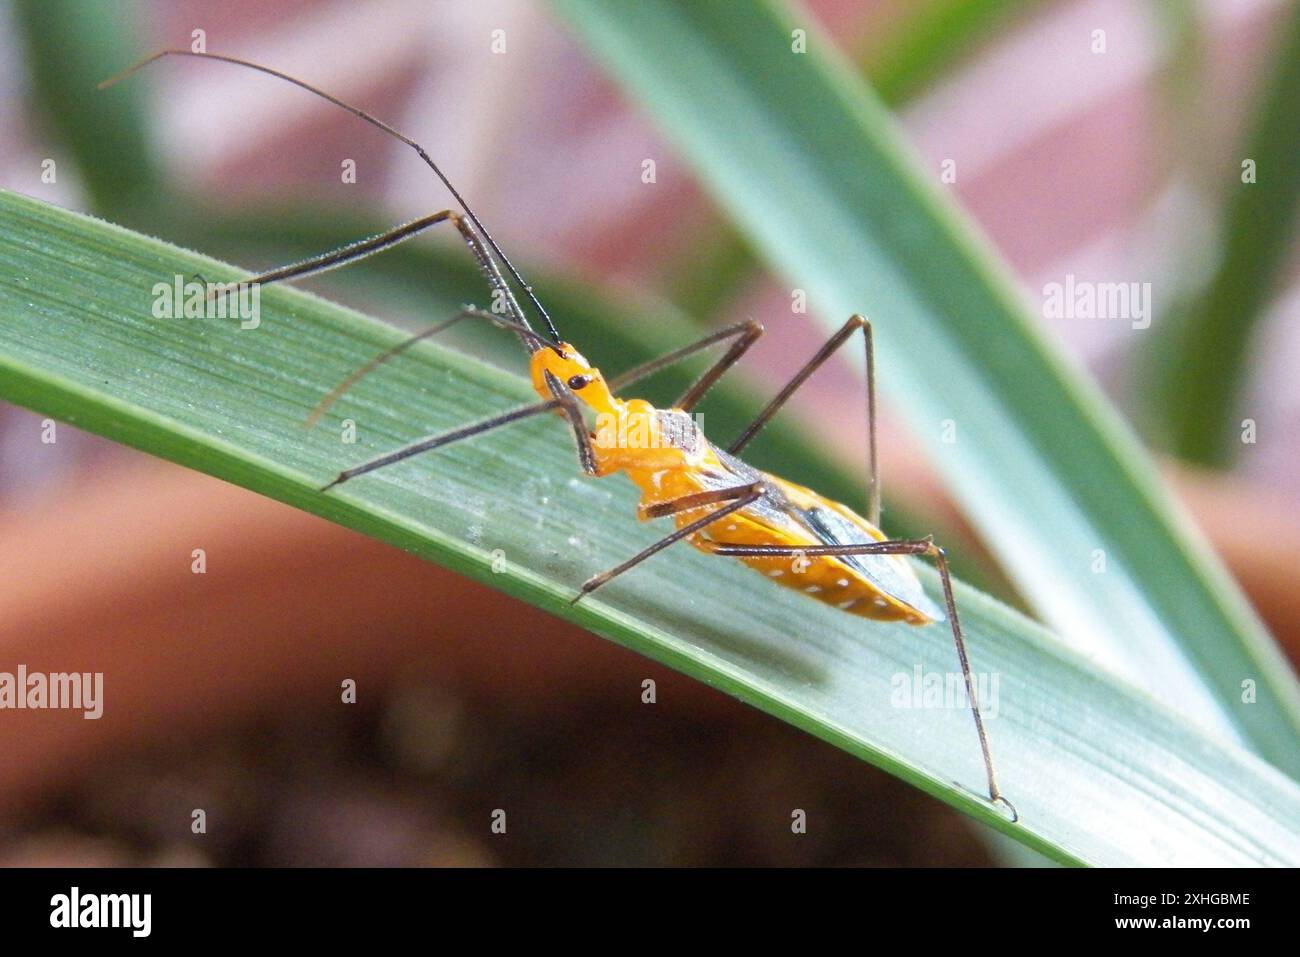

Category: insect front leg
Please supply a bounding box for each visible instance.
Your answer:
[319,397,563,492]
[318,365,602,491]
[703,536,1017,823]
[606,319,765,403]
[541,371,600,476]
[207,208,543,351]
[305,307,541,427]
[207,209,458,295]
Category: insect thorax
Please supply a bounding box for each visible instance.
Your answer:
[592,406,705,457]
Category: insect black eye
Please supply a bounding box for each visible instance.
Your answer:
[567,374,592,390]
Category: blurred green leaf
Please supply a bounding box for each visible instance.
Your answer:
[1140,2,1300,466]
[862,0,1043,105]
[12,0,157,212]
[551,0,1300,775]
[5,189,1300,864]
[667,0,1044,318]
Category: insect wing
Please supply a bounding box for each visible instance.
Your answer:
[795,505,946,622]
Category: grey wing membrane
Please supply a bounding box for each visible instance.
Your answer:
[695,447,809,537]
[792,504,945,621]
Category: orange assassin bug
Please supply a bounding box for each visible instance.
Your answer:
[103,50,1017,823]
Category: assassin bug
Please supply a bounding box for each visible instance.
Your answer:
[103,50,1017,823]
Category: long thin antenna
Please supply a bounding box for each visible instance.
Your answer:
[99,48,564,344]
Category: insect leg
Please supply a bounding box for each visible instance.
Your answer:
[541,371,600,476]
[606,319,764,405]
[320,368,600,492]
[207,208,546,354]
[306,307,540,428]
[572,482,766,602]
[320,397,562,491]
[703,536,1016,822]
[728,315,880,526]
[208,210,455,296]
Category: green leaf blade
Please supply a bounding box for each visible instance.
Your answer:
[4,190,1300,863]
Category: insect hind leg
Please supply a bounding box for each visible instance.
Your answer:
[703,536,1017,823]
